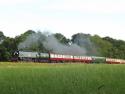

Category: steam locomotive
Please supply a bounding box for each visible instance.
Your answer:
[12,51,125,64]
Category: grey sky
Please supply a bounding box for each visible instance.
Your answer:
[0,0,125,40]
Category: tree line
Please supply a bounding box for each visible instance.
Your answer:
[0,30,125,61]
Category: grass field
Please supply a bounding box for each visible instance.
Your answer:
[0,62,125,94]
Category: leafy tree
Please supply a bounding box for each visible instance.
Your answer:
[0,31,5,43]
[0,31,5,38]
[103,37,125,59]
[0,45,10,61]
[15,30,35,44]
[54,33,70,45]
[91,35,113,57]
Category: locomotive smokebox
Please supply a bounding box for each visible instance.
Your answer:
[11,50,20,62]
[14,50,19,56]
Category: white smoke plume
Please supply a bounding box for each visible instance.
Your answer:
[43,35,86,55]
[18,32,94,55]
[72,33,98,55]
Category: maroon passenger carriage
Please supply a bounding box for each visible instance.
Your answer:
[106,58,125,64]
[49,53,92,63]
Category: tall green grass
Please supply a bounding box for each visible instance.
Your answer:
[0,63,125,94]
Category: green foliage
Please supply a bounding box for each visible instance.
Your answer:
[91,35,113,57]
[0,31,5,41]
[0,45,10,61]
[103,37,125,59]
[18,31,49,52]
[0,30,125,61]
[0,30,36,61]
[54,33,70,45]
[15,30,35,45]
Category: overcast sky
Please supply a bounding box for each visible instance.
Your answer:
[0,0,125,40]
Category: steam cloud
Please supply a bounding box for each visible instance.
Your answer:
[43,35,86,55]
[72,33,98,55]
[18,32,97,56]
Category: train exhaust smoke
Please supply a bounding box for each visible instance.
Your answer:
[71,33,99,56]
[43,35,86,55]
[18,32,98,56]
